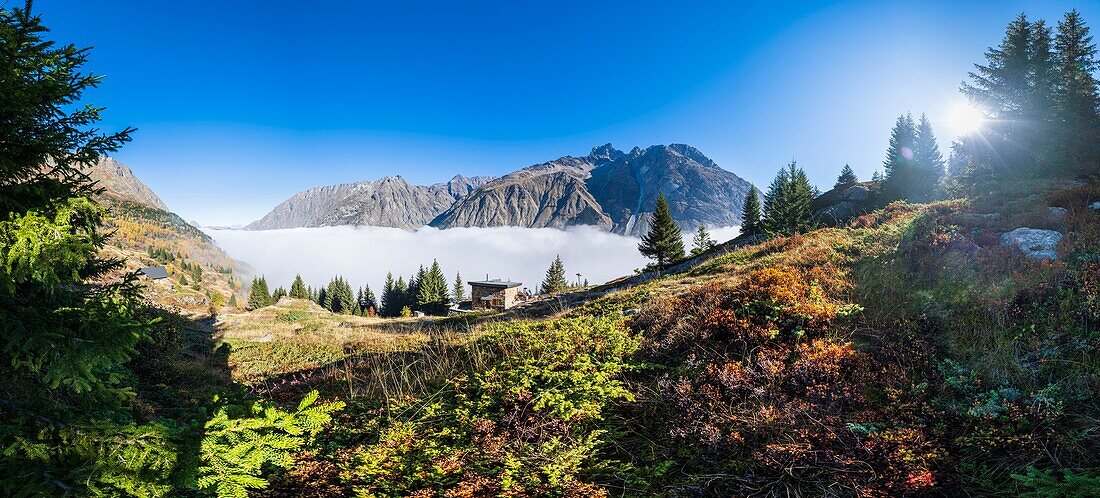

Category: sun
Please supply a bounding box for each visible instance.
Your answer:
[947,103,985,135]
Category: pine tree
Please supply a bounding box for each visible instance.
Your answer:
[358,284,377,316]
[248,276,272,310]
[323,276,355,314]
[540,255,569,295]
[691,224,716,256]
[289,274,307,299]
[882,113,917,201]
[416,260,450,315]
[0,12,155,492]
[316,287,327,308]
[911,114,946,202]
[762,162,816,236]
[835,164,858,189]
[871,170,884,182]
[395,276,409,315]
[228,294,238,308]
[271,286,287,302]
[453,272,466,302]
[740,187,763,237]
[1053,9,1100,172]
[961,13,1058,175]
[381,272,397,317]
[638,194,685,270]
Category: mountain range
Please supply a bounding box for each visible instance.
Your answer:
[247,144,754,235]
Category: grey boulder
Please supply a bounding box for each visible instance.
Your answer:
[1000,228,1062,261]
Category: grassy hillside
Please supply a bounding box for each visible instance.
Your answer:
[193,178,1098,496]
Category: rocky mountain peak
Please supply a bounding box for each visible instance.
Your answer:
[588,143,625,163]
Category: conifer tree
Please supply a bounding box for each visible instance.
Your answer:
[248,276,272,310]
[395,276,409,315]
[912,114,946,202]
[762,162,816,236]
[228,294,238,308]
[381,272,397,317]
[271,286,287,302]
[691,224,716,256]
[1053,9,1100,171]
[638,193,685,270]
[835,164,858,189]
[882,113,917,201]
[453,272,466,302]
[871,170,883,182]
[416,260,450,315]
[316,287,327,308]
[740,187,763,237]
[540,255,569,295]
[289,274,308,299]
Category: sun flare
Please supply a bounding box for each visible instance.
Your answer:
[947,103,986,135]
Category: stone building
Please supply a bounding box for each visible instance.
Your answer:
[469,279,522,310]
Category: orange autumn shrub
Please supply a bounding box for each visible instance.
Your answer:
[625,266,943,496]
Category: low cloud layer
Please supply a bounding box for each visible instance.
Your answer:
[207,225,740,294]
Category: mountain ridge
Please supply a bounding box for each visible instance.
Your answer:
[250,144,754,235]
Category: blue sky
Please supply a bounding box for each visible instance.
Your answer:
[39,0,1100,225]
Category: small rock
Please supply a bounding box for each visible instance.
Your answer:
[1049,207,1068,220]
[252,334,273,343]
[1000,228,1063,261]
[622,308,639,317]
[1090,201,1100,210]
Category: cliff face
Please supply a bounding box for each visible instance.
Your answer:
[83,157,170,211]
[249,144,753,235]
[430,156,612,230]
[244,175,493,230]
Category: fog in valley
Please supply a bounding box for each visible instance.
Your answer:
[207,225,740,294]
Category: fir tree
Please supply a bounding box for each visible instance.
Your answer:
[691,224,716,256]
[638,193,685,270]
[228,294,238,308]
[357,285,377,316]
[381,272,397,317]
[289,274,307,299]
[0,7,164,491]
[453,272,466,302]
[324,276,355,314]
[871,170,884,182]
[912,114,946,202]
[248,276,272,310]
[1053,9,1100,171]
[835,164,858,189]
[882,113,917,201]
[740,187,763,237]
[271,286,287,302]
[762,162,816,236]
[416,260,450,315]
[316,287,327,308]
[540,255,569,295]
[395,276,409,315]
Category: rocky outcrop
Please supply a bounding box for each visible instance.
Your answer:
[431,157,612,229]
[1000,228,1062,261]
[82,157,169,210]
[245,175,493,230]
[811,181,881,226]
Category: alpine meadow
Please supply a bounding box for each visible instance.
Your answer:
[4,1,1100,497]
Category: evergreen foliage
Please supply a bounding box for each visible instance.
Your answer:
[638,193,685,270]
[691,224,717,256]
[197,391,343,498]
[1052,10,1100,173]
[416,260,450,315]
[835,164,859,189]
[271,286,287,302]
[740,187,763,237]
[357,285,377,316]
[247,276,272,310]
[452,272,465,302]
[762,162,816,236]
[882,113,918,200]
[540,255,569,295]
[324,276,355,314]
[381,272,398,317]
[289,274,307,299]
[911,114,946,202]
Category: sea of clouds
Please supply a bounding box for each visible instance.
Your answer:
[206,225,740,294]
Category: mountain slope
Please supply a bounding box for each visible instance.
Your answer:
[430,156,612,230]
[245,175,493,230]
[83,156,169,210]
[433,143,753,235]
